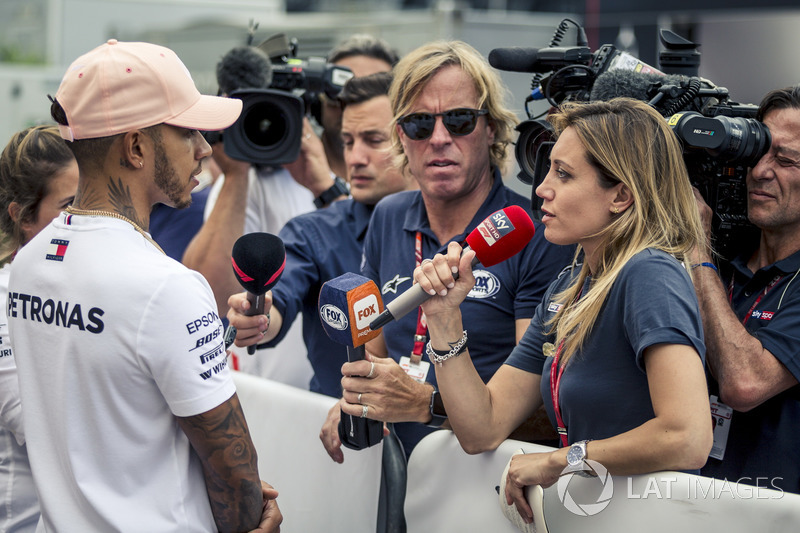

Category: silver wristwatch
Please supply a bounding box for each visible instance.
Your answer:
[566,439,590,467]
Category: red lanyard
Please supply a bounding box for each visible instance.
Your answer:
[411,232,427,365]
[728,274,783,326]
[549,338,569,447]
[548,286,584,448]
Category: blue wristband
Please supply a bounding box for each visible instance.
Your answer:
[691,262,718,273]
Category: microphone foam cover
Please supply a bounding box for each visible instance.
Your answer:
[231,232,286,295]
[466,205,535,267]
[488,47,540,73]
[318,273,383,348]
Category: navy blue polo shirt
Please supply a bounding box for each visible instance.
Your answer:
[505,249,705,462]
[260,198,373,397]
[149,187,210,261]
[702,248,800,494]
[362,169,576,456]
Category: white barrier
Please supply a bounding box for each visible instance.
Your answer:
[405,430,800,533]
[233,371,383,533]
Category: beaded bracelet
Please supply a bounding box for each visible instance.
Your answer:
[426,330,468,365]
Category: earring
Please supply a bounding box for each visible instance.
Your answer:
[139,161,144,168]
[613,206,620,214]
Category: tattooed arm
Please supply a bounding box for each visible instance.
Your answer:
[177,393,264,533]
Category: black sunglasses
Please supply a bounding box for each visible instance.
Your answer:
[398,108,489,140]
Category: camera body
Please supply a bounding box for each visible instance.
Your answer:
[501,22,768,260]
[219,34,353,166]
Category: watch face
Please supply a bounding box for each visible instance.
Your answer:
[566,443,585,466]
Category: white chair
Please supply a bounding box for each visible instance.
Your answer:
[233,371,384,532]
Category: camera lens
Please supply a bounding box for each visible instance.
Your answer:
[223,88,305,165]
[669,112,771,167]
[515,119,554,185]
[243,101,290,149]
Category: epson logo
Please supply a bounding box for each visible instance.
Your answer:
[320,304,348,331]
[467,270,501,299]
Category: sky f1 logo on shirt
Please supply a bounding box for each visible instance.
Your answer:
[46,239,69,262]
[751,309,775,321]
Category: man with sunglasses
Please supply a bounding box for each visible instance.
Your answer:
[320,41,575,462]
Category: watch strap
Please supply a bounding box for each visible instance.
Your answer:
[427,389,447,428]
[313,176,349,208]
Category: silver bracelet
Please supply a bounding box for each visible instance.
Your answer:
[426,330,468,365]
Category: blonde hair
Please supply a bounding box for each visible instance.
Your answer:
[547,98,706,365]
[388,40,518,173]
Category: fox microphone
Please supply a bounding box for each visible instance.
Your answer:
[231,232,286,355]
[318,273,384,450]
[369,205,535,331]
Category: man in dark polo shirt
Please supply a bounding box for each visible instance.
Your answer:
[691,85,800,494]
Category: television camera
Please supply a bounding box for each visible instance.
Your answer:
[215,33,353,166]
[492,19,769,260]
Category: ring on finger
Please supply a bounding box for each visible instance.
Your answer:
[420,258,433,266]
[360,404,369,418]
[366,362,376,379]
[357,392,362,403]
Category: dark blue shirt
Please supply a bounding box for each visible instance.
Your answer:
[362,170,575,456]
[702,248,800,494]
[260,198,373,397]
[149,187,211,262]
[506,249,705,458]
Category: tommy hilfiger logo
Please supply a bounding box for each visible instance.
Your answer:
[46,239,69,262]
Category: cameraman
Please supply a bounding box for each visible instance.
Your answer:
[318,34,400,180]
[183,45,324,317]
[691,85,800,494]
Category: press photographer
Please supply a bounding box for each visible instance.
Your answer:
[182,42,328,318]
[493,19,769,260]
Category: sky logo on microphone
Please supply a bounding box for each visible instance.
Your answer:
[320,304,348,331]
[477,211,515,247]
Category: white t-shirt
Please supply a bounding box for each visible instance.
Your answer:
[0,262,39,532]
[9,214,236,532]
[205,166,315,387]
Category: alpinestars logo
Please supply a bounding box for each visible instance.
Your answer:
[382,274,411,295]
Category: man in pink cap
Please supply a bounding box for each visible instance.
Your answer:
[7,40,282,532]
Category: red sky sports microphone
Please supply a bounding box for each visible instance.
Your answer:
[369,205,535,330]
[231,232,286,355]
[318,272,384,450]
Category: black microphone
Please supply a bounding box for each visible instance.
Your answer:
[369,206,535,331]
[488,46,592,73]
[230,232,286,355]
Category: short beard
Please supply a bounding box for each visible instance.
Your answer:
[153,140,191,210]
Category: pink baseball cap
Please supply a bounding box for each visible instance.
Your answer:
[55,39,242,141]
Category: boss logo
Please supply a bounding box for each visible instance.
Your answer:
[320,304,348,330]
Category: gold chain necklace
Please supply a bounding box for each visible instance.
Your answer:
[65,206,165,255]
